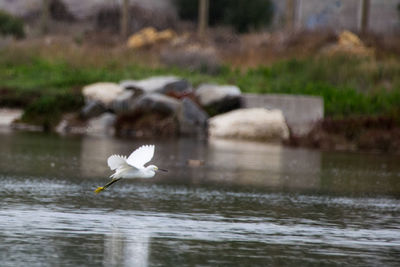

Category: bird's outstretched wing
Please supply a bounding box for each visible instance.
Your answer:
[107,155,129,170]
[126,145,155,169]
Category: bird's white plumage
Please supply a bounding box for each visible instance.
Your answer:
[105,144,160,180]
[126,144,155,169]
[107,155,128,170]
[96,144,163,193]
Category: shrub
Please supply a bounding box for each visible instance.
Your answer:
[22,93,84,130]
[174,0,274,32]
[0,10,25,38]
[398,3,400,18]
[223,0,274,32]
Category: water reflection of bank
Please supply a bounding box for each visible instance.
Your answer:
[1,131,399,196]
[206,139,321,190]
[79,137,322,191]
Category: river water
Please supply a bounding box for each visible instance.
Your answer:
[0,132,399,266]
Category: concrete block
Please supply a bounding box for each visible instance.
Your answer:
[241,93,324,136]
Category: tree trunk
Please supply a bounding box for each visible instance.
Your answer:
[121,0,129,38]
[285,0,295,31]
[198,0,209,36]
[41,0,50,35]
[359,0,370,33]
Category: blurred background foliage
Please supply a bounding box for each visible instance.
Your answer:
[175,0,274,32]
[0,0,400,130]
[0,10,25,38]
[1,47,400,119]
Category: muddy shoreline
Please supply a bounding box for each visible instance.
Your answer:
[286,115,400,154]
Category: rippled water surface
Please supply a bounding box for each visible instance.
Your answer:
[1,132,400,266]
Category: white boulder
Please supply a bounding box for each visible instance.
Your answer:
[195,84,241,115]
[196,84,241,106]
[0,108,23,128]
[82,82,125,107]
[208,108,289,141]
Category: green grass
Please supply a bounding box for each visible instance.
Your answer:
[21,93,84,130]
[228,56,400,117]
[0,56,217,91]
[1,49,400,123]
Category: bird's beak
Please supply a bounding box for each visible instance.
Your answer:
[158,168,168,172]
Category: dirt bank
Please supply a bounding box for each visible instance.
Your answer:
[287,115,400,153]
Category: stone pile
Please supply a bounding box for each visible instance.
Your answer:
[56,75,291,142]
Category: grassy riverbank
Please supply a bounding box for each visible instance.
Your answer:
[1,44,400,123]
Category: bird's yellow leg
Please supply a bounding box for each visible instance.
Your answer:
[94,186,105,194]
[94,178,122,194]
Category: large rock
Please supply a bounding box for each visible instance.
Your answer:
[80,100,107,119]
[131,93,181,116]
[119,76,182,94]
[208,108,289,142]
[0,108,23,129]
[110,90,141,114]
[241,93,324,136]
[115,96,178,137]
[178,97,209,136]
[114,94,209,137]
[114,94,182,137]
[161,79,193,95]
[115,112,178,138]
[82,82,125,107]
[195,84,241,115]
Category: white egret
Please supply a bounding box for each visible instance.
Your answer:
[95,144,167,194]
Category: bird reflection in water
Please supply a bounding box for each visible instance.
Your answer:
[104,227,150,267]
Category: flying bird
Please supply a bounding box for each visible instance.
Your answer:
[95,144,166,194]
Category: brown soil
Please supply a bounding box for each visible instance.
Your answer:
[0,88,41,107]
[287,115,400,153]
